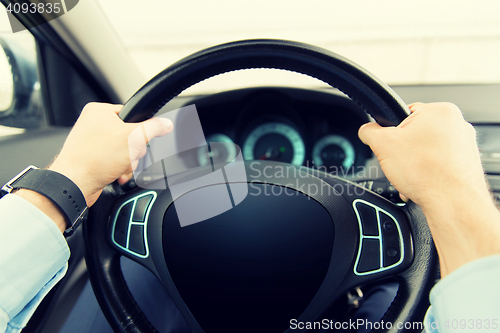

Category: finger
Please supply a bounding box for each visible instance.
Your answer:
[117,156,141,185]
[141,117,174,143]
[117,159,138,184]
[127,117,173,160]
[110,104,124,114]
[120,158,139,181]
[408,102,424,113]
[399,193,410,203]
[137,144,148,160]
[118,173,133,185]
[131,158,139,171]
[358,122,384,146]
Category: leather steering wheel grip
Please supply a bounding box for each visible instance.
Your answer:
[84,39,437,333]
[84,185,160,333]
[118,39,410,126]
[376,202,439,333]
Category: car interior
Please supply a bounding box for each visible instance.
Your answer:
[0,1,500,332]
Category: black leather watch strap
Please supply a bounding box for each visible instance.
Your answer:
[2,166,88,237]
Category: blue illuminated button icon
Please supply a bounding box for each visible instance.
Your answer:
[112,192,157,258]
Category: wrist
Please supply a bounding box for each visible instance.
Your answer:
[5,166,90,235]
[49,160,95,206]
[422,188,500,277]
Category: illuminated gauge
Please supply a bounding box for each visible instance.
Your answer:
[243,122,305,166]
[312,135,355,169]
[197,134,237,166]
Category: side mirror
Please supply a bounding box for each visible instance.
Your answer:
[0,37,43,129]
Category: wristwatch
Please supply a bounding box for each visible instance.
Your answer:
[1,165,88,237]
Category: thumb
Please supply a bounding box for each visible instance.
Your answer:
[127,117,174,161]
[141,117,174,142]
[358,122,384,146]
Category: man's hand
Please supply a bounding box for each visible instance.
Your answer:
[359,102,488,210]
[358,102,500,277]
[48,103,173,207]
[16,102,172,234]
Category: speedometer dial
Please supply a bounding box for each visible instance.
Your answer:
[197,134,236,167]
[312,135,355,170]
[243,122,305,166]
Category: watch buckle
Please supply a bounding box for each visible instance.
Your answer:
[1,165,39,196]
[64,206,88,237]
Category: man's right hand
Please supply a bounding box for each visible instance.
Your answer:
[358,102,500,277]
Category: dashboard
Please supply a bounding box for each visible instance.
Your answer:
[126,85,500,208]
[177,87,374,175]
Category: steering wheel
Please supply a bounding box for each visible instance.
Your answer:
[83,39,439,333]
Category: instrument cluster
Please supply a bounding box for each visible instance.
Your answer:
[186,87,373,174]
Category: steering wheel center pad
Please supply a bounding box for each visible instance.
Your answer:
[162,183,335,332]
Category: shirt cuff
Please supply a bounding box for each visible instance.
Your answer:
[3,264,68,333]
[0,194,70,323]
[425,254,500,333]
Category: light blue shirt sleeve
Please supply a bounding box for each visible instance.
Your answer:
[0,194,70,333]
[424,254,500,333]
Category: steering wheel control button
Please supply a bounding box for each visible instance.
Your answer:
[386,248,398,257]
[111,191,157,258]
[383,220,395,232]
[356,239,381,273]
[356,179,403,203]
[113,202,133,247]
[354,201,379,236]
[132,194,153,222]
[353,199,404,275]
[356,180,374,191]
[128,225,146,255]
[372,180,385,195]
[380,212,402,267]
[385,247,400,266]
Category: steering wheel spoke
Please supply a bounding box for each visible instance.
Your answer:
[326,176,413,272]
[108,188,160,274]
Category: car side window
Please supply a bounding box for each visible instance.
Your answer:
[0,20,45,136]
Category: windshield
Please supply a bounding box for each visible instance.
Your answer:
[98,0,500,93]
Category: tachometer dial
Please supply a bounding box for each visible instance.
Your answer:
[312,135,355,170]
[197,134,237,166]
[243,122,305,166]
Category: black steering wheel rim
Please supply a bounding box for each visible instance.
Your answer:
[84,39,438,333]
[118,39,408,126]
